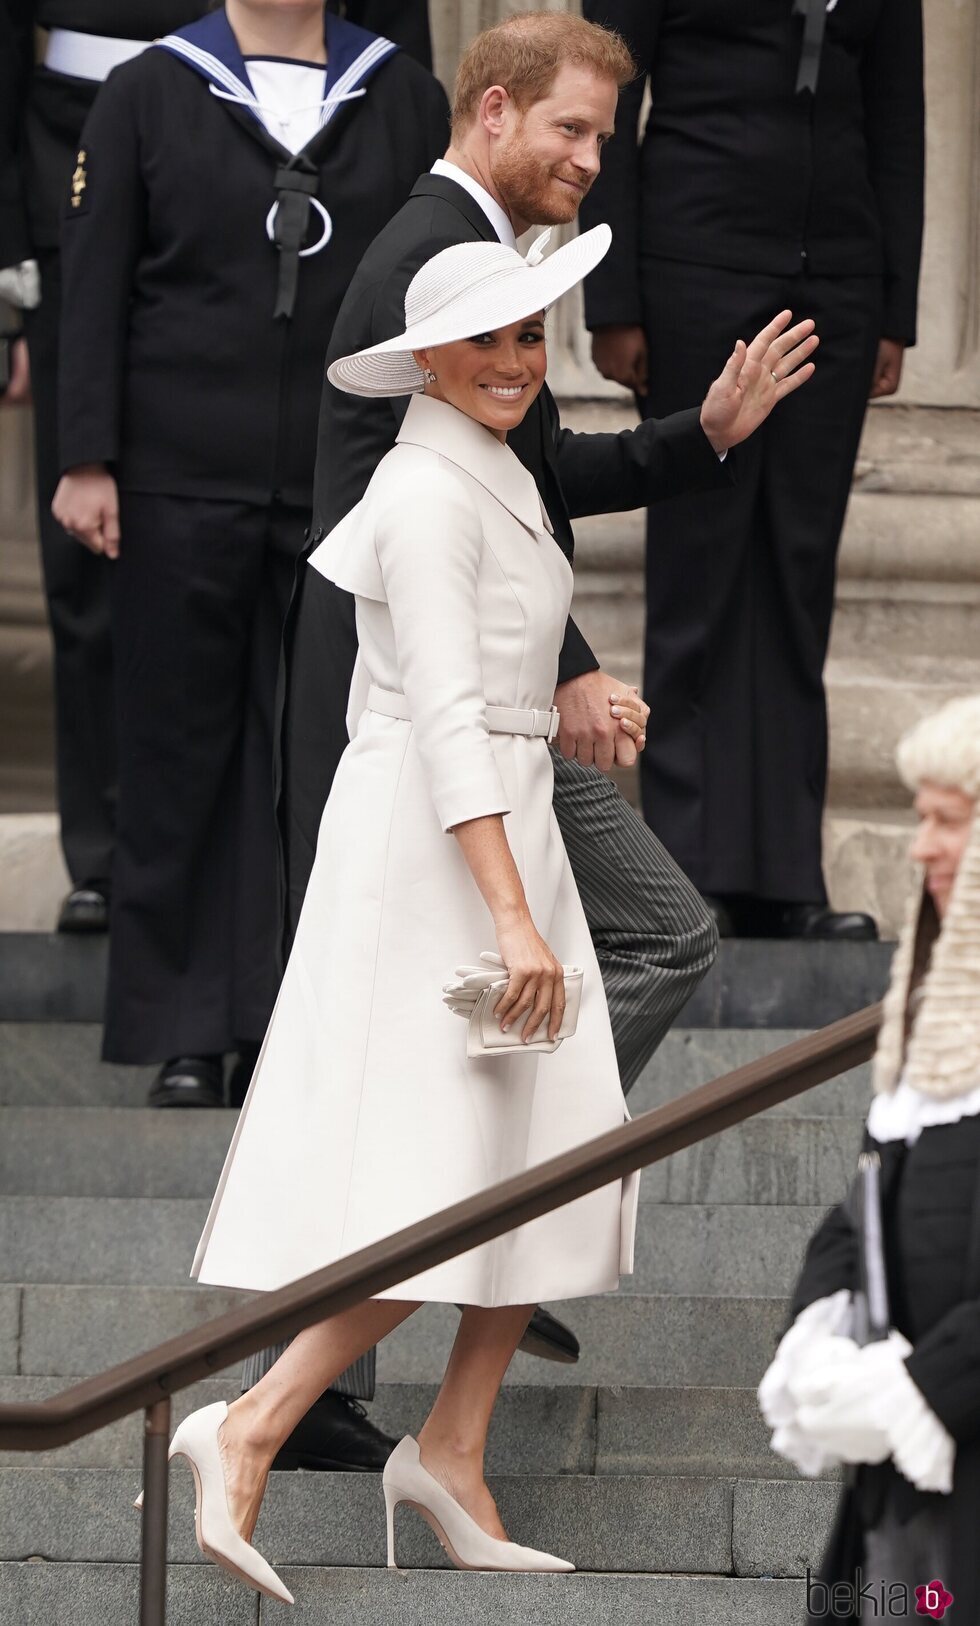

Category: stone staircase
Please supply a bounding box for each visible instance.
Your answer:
[0,941,891,1623]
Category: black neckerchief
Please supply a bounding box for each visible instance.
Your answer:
[793,0,829,94]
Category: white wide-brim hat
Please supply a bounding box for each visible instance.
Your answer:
[327,223,611,398]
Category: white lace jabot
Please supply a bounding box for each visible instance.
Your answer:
[867,1074,980,1147]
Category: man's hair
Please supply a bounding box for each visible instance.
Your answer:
[451,12,635,139]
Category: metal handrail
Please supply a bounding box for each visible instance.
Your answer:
[0,1001,881,1622]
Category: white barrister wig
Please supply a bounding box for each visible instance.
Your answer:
[873,693,980,1100]
[896,692,980,799]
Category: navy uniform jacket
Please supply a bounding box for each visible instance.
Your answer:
[0,1,433,268]
[581,0,925,344]
[56,9,449,507]
[0,2,205,268]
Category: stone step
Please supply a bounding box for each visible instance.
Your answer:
[0,932,893,1026]
[0,1563,256,1626]
[0,1105,863,1204]
[4,1286,786,1388]
[0,814,69,932]
[825,653,980,810]
[0,1022,156,1106]
[0,1464,838,1577]
[0,1563,805,1624]
[824,810,916,945]
[0,1376,827,1483]
[0,1022,872,1114]
[577,510,980,661]
[829,577,980,661]
[0,1197,830,1297]
[0,1378,593,1477]
[633,1028,872,1118]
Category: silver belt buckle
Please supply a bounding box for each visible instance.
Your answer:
[546,706,560,744]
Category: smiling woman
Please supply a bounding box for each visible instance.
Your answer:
[414,313,548,441]
[176,225,640,1602]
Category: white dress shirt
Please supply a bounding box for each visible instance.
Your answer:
[430,158,517,248]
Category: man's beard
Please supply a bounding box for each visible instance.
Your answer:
[490,134,588,227]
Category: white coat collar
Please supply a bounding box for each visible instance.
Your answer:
[396,394,553,538]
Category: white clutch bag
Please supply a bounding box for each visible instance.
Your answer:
[443,952,583,1058]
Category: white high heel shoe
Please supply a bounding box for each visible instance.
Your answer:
[382,1435,574,1573]
[134,1400,293,1605]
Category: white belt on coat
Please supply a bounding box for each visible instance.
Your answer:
[366,684,561,744]
[44,28,149,82]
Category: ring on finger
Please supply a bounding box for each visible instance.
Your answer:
[771,369,779,383]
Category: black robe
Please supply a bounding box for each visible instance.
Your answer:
[792,1117,980,1624]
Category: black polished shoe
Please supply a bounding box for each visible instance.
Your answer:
[518,1306,580,1365]
[147,1055,225,1109]
[272,1393,398,1472]
[771,903,879,942]
[56,886,109,934]
[701,894,735,938]
[227,1043,260,1109]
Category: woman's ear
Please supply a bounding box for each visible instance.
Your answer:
[414,348,436,386]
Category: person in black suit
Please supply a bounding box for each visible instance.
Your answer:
[0,1,208,934]
[581,0,925,941]
[254,9,819,1465]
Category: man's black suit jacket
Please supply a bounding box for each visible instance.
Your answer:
[277,171,730,951]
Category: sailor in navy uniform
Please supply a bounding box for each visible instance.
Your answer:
[1,2,208,934]
[580,0,925,941]
[54,6,449,1113]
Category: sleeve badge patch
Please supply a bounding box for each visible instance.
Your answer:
[70,151,88,211]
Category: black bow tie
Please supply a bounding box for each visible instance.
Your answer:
[793,0,828,95]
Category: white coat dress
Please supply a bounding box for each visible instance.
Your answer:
[192,392,638,1306]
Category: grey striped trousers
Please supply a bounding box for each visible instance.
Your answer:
[241,751,718,1399]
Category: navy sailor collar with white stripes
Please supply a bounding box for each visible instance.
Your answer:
[155,7,399,142]
[154,8,399,321]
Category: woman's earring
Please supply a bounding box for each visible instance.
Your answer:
[423,368,437,383]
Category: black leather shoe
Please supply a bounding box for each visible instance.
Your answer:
[518,1306,580,1365]
[272,1393,397,1472]
[771,903,879,942]
[701,894,735,938]
[147,1055,225,1108]
[56,887,109,934]
[227,1043,260,1109]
